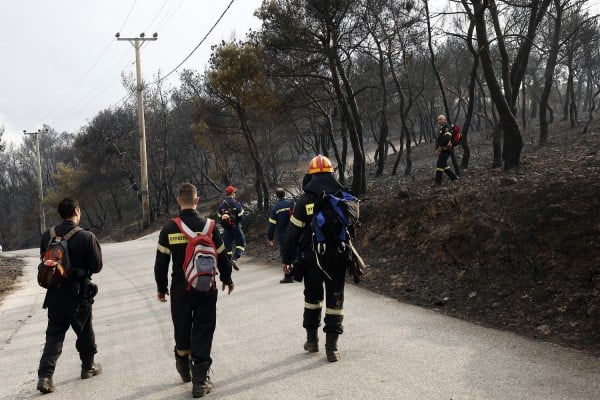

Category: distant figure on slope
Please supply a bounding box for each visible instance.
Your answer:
[434,114,459,186]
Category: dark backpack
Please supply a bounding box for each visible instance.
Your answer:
[37,226,82,289]
[451,124,462,146]
[173,217,218,292]
[219,200,236,229]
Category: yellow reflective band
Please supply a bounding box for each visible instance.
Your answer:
[305,203,314,215]
[157,244,170,255]
[436,168,445,172]
[304,301,323,310]
[168,233,188,245]
[237,210,244,217]
[176,349,190,357]
[276,208,290,214]
[216,244,225,254]
[444,166,451,170]
[325,307,344,316]
[235,245,245,251]
[269,218,277,224]
[290,215,304,228]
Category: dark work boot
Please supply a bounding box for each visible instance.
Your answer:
[325,333,340,362]
[175,351,191,383]
[191,361,213,398]
[80,354,102,379]
[304,329,319,353]
[37,377,55,394]
[434,171,443,186]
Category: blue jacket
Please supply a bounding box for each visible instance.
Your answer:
[267,198,294,242]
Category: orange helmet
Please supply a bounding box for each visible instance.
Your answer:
[308,155,334,174]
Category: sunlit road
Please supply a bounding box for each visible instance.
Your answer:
[1,232,599,399]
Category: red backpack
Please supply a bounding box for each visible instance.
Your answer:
[172,218,218,292]
[451,125,462,146]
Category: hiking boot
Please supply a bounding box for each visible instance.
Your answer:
[280,275,294,284]
[232,259,239,271]
[81,363,102,379]
[304,329,319,353]
[80,354,102,379]
[37,377,54,394]
[191,361,213,398]
[325,333,340,362]
[175,352,191,383]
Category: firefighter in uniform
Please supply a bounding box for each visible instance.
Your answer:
[217,185,246,270]
[37,197,103,394]
[266,187,295,283]
[434,114,459,185]
[154,183,234,398]
[282,155,351,362]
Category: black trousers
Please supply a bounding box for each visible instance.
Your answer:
[170,282,218,364]
[38,299,96,378]
[302,252,346,335]
[435,151,458,184]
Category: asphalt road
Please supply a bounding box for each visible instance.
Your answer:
[1,232,599,400]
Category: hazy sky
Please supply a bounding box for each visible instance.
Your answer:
[0,0,264,144]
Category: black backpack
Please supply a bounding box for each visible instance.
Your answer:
[220,200,237,229]
[37,226,82,289]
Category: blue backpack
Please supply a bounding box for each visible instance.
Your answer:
[311,190,360,246]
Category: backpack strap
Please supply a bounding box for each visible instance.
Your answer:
[173,217,215,238]
[63,226,83,240]
[173,217,194,239]
[202,218,215,237]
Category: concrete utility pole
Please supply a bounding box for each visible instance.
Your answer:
[116,32,157,228]
[23,129,48,235]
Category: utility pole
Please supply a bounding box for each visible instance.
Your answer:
[23,128,48,235]
[116,32,157,228]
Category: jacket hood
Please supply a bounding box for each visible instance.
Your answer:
[303,172,345,194]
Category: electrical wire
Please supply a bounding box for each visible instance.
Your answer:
[154,0,236,84]
[43,0,139,128]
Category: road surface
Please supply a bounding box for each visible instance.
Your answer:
[1,232,598,399]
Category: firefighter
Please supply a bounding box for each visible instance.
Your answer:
[434,114,459,186]
[282,155,350,362]
[217,185,246,270]
[154,183,234,398]
[266,187,295,283]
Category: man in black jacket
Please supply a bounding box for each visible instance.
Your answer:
[266,187,295,283]
[434,114,459,186]
[37,197,103,394]
[154,182,234,398]
[282,155,350,363]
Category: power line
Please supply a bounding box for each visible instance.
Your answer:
[155,0,236,84]
[42,0,140,128]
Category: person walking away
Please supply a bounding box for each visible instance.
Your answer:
[434,114,459,186]
[154,183,234,398]
[282,155,355,362]
[217,185,246,271]
[266,187,295,283]
[37,197,103,394]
